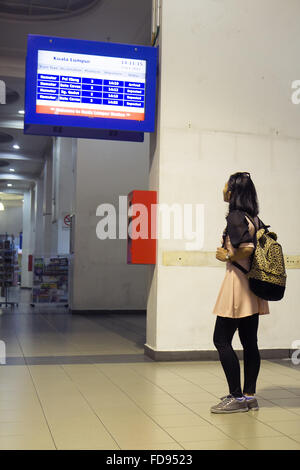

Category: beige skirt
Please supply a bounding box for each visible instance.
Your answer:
[212,261,270,318]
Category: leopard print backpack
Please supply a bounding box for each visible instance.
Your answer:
[232,214,287,301]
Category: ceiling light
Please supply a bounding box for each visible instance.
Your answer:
[18,110,25,115]
[7,184,12,187]
[13,144,20,150]
[9,168,15,172]
[0,202,4,211]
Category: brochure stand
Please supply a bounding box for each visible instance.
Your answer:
[31,255,69,307]
[0,234,19,308]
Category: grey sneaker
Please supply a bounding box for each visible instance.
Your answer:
[244,396,259,410]
[210,395,248,414]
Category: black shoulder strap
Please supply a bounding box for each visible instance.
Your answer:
[246,213,271,233]
[256,216,270,231]
[231,261,249,274]
[244,212,257,231]
[231,212,256,275]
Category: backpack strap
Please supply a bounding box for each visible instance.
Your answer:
[231,212,257,275]
[231,261,249,274]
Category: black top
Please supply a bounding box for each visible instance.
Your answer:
[222,210,267,249]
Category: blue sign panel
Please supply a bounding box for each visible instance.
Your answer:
[24,35,158,141]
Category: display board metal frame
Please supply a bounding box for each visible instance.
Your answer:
[24,35,158,140]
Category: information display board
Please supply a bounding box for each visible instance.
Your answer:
[24,35,158,141]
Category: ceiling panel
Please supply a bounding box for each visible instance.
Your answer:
[0,0,101,18]
[0,126,50,156]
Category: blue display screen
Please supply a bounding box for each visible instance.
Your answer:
[24,35,158,140]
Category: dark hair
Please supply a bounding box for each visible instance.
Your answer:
[227,172,259,217]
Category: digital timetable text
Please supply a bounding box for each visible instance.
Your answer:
[36,50,146,121]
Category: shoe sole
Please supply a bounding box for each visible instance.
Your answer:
[247,405,259,411]
[210,407,248,414]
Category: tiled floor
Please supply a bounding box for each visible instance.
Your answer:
[0,288,299,450]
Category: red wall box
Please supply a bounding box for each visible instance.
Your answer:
[28,254,33,272]
[127,190,157,265]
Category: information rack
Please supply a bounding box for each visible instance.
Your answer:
[0,234,19,308]
[31,255,69,306]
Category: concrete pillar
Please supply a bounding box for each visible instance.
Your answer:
[145,0,300,359]
[51,137,76,255]
[34,174,44,256]
[42,151,53,256]
[21,189,34,288]
[58,137,76,254]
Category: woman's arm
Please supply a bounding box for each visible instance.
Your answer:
[216,246,254,262]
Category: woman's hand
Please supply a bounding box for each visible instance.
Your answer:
[216,247,228,262]
[216,245,254,263]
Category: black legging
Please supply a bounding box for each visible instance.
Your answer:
[213,313,260,398]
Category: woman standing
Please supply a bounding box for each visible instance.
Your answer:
[211,172,269,414]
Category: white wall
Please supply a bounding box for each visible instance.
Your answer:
[147,0,300,352]
[71,136,150,310]
[0,206,22,237]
